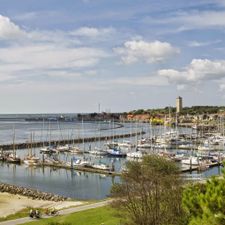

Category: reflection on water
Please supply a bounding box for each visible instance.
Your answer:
[0,162,119,200]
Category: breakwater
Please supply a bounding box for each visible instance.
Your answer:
[0,183,68,201]
[0,131,145,150]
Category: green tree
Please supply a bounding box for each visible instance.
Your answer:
[111,155,184,225]
[183,170,225,225]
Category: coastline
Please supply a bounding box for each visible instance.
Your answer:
[0,192,83,218]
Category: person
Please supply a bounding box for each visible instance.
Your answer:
[50,208,58,215]
[29,209,34,218]
[35,209,40,218]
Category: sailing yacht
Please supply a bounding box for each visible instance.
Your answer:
[24,133,40,166]
[6,127,21,164]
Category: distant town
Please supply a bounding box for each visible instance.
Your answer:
[22,97,225,131]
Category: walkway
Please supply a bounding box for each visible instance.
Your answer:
[0,199,112,225]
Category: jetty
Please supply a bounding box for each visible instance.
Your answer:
[40,161,121,176]
[0,131,145,151]
[180,161,222,173]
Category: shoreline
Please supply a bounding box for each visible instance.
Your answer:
[0,192,84,218]
[0,183,68,202]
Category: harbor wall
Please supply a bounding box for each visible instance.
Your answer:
[0,131,145,150]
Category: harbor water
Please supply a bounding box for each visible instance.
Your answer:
[0,114,223,200]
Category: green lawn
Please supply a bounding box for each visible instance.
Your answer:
[22,206,124,225]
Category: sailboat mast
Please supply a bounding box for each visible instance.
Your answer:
[82,117,85,152]
[13,126,15,158]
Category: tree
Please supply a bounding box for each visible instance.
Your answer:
[182,169,225,225]
[111,155,184,225]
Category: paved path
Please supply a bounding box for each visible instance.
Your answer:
[0,200,112,225]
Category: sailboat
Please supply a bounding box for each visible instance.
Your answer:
[6,126,21,164]
[89,121,108,156]
[24,132,40,166]
[40,120,56,154]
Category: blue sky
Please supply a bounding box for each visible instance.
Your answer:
[0,0,225,113]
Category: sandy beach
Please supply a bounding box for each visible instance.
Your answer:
[0,192,84,218]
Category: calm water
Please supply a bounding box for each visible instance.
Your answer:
[0,162,120,200]
[0,114,222,200]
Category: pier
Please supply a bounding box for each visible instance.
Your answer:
[40,162,121,176]
[180,161,222,173]
[0,131,145,151]
[16,160,221,177]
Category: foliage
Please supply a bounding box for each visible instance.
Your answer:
[129,106,225,116]
[111,155,184,225]
[22,206,123,225]
[183,169,225,225]
[150,118,164,125]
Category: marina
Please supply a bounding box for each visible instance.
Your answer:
[0,114,224,200]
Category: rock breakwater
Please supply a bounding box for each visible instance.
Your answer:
[0,183,68,201]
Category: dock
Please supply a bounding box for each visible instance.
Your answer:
[40,162,121,176]
[181,161,222,173]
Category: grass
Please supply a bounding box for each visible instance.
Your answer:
[22,206,124,225]
[0,208,31,222]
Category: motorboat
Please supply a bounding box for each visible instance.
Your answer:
[181,156,201,166]
[56,144,70,152]
[88,147,108,156]
[92,163,110,171]
[127,151,143,159]
[40,147,56,154]
[24,155,40,166]
[107,148,127,157]
[6,153,21,164]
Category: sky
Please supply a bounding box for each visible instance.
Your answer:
[0,0,225,113]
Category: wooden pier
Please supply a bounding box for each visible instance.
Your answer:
[181,161,222,173]
[39,160,222,177]
[40,162,121,176]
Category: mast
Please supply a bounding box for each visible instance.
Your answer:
[42,117,45,147]
[82,117,85,152]
[12,125,16,158]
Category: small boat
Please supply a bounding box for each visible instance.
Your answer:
[24,156,40,166]
[71,157,91,167]
[181,156,201,166]
[117,140,134,149]
[105,141,118,149]
[107,148,127,157]
[40,147,56,154]
[69,147,84,154]
[56,144,70,152]
[127,151,143,159]
[92,163,110,171]
[88,147,108,156]
[6,154,21,164]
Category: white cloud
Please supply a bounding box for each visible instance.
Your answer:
[0,15,111,83]
[0,15,25,39]
[114,40,179,64]
[70,27,115,38]
[0,44,107,82]
[159,59,225,85]
[188,40,221,47]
